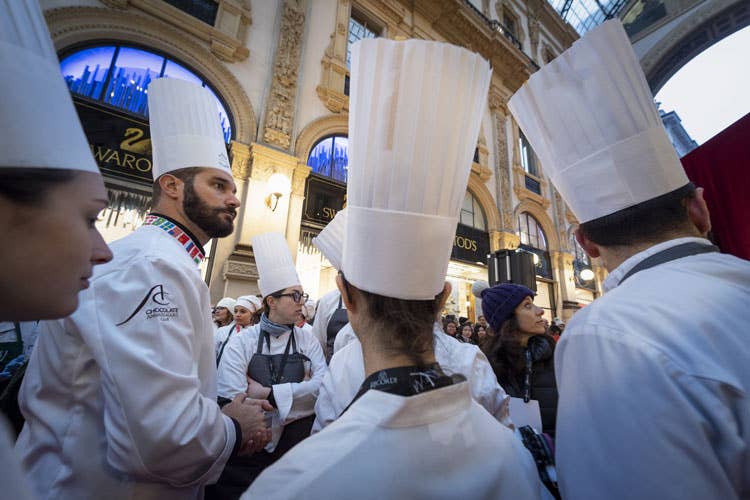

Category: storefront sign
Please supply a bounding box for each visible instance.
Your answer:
[452,224,490,265]
[302,174,346,225]
[73,97,153,185]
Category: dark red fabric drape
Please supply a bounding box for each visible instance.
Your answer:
[680,113,750,260]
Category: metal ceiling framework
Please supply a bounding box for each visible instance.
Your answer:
[549,0,628,35]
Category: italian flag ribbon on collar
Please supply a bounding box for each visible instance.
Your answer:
[143,215,204,265]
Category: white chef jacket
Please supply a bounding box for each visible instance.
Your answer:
[312,324,512,432]
[555,237,750,500]
[331,322,356,353]
[214,321,238,358]
[16,224,236,500]
[217,322,327,451]
[310,289,346,351]
[244,381,541,499]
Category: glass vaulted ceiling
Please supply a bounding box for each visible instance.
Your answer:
[547,0,628,35]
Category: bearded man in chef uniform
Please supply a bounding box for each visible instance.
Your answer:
[17,78,272,500]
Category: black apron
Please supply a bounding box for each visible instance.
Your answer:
[325,295,348,362]
[206,329,314,500]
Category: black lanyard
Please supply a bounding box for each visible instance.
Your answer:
[343,364,463,414]
[216,322,238,365]
[620,242,719,284]
[256,330,297,385]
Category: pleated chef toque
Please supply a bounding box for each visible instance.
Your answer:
[0,0,98,173]
[251,232,301,297]
[508,20,689,224]
[147,78,231,179]
[344,39,491,300]
[312,209,347,271]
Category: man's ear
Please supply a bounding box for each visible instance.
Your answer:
[575,227,600,259]
[687,187,711,236]
[336,273,356,314]
[157,174,182,201]
[437,282,452,311]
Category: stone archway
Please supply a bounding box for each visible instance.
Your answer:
[467,176,500,233]
[294,114,349,161]
[638,0,750,93]
[45,6,257,144]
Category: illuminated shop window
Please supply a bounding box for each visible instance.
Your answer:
[60,44,233,142]
[307,135,349,183]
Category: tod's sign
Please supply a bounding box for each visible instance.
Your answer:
[452,224,490,265]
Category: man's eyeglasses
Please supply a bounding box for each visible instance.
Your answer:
[273,291,309,304]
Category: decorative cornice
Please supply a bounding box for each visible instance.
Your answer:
[230,141,252,180]
[99,0,251,62]
[45,6,257,144]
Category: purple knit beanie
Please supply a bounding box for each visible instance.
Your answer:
[481,283,535,333]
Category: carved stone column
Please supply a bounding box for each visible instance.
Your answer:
[527,0,543,61]
[489,86,514,235]
[490,230,520,252]
[262,0,306,151]
[285,163,312,260]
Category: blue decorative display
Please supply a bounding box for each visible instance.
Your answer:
[307,135,349,183]
[60,45,233,143]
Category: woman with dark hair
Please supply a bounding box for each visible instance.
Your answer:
[481,283,558,437]
[456,322,476,344]
[243,37,540,499]
[443,320,457,337]
[0,2,113,497]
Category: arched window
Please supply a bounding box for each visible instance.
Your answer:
[517,212,552,280]
[517,212,547,249]
[307,135,349,183]
[460,191,487,231]
[60,44,233,142]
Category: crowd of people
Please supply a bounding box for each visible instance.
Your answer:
[1,5,749,500]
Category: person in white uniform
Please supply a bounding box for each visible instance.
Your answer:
[17,78,272,500]
[309,208,512,433]
[309,210,351,359]
[215,295,261,365]
[213,297,236,332]
[509,19,750,500]
[0,3,114,498]
[244,38,542,500]
[213,232,327,495]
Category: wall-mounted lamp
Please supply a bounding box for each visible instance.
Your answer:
[579,268,595,281]
[265,172,291,212]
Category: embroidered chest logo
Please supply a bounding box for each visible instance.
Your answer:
[369,370,397,389]
[117,284,179,326]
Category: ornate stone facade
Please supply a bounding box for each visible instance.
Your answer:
[263,0,307,150]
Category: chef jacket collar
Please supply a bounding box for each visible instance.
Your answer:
[603,236,715,292]
[148,212,205,255]
[347,380,472,428]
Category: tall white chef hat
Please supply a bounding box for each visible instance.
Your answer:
[508,20,690,224]
[215,297,236,311]
[236,295,261,313]
[251,232,301,297]
[344,39,491,300]
[0,1,98,173]
[312,209,347,270]
[147,78,231,179]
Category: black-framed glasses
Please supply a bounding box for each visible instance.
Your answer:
[273,291,309,304]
